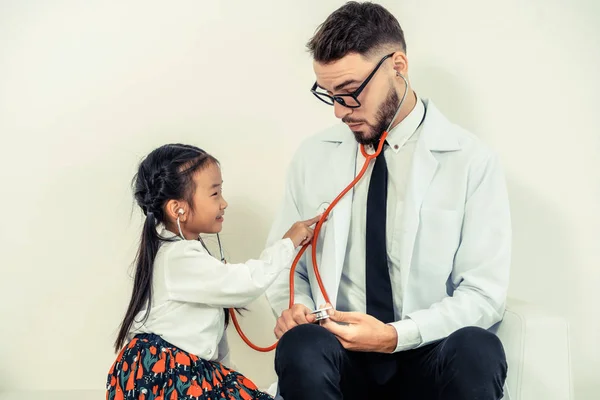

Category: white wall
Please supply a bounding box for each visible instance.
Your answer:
[0,0,598,398]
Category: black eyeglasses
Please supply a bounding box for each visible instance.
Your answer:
[311,53,394,109]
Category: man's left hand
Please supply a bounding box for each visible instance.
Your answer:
[319,305,398,353]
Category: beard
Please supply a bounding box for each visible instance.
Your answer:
[343,87,400,148]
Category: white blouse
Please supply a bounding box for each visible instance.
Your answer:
[128,228,295,366]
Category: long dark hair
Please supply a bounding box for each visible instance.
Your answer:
[114,144,219,352]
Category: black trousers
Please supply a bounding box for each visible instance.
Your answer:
[275,324,507,400]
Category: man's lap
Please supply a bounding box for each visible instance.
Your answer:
[275,324,507,400]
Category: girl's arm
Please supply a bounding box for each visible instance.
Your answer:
[164,238,295,308]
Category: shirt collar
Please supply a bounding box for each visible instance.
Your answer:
[157,224,181,240]
[385,92,425,153]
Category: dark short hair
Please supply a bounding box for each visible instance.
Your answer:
[307,1,406,63]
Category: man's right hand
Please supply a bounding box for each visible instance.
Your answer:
[274,304,316,339]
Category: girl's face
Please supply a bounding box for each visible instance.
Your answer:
[181,162,228,237]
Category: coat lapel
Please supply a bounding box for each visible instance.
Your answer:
[311,129,357,308]
[399,100,462,309]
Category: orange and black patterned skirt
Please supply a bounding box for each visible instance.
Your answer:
[106,333,272,400]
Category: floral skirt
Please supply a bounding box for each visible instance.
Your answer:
[107,333,273,400]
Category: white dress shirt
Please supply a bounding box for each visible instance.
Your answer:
[128,228,294,365]
[336,94,426,352]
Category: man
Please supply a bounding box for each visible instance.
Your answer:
[265,2,510,399]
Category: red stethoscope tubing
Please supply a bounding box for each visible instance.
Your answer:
[230,132,389,352]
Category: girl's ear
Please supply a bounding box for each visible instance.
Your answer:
[165,199,187,222]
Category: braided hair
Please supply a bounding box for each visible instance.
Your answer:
[114,144,218,352]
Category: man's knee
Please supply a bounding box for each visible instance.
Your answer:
[276,324,346,399]
[437,327,507,399]
[445,326,507,372]
[275,323,342,374]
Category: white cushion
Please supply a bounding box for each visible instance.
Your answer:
[493,298,573,400]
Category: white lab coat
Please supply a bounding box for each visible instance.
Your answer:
[265,99,511,345]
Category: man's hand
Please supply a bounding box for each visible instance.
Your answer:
[320,306,398,353]
[274,304,316,339]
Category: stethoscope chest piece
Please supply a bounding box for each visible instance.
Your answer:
[317,202,331,216]
[311,306,333,321]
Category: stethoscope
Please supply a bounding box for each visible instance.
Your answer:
[226,74,410,352]
[176,211,226,263]
[200,234,226,263]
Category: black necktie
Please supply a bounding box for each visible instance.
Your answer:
[365,145,397,384]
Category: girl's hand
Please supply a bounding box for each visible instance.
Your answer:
[283,215,321,248]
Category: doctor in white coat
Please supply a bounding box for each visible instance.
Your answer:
[265,3,510,400]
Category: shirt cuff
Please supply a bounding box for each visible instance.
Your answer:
[388,318,422,352]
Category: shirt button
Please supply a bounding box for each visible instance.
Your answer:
[394,144,399,150]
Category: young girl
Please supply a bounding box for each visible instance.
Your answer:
[107,144,318,400]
